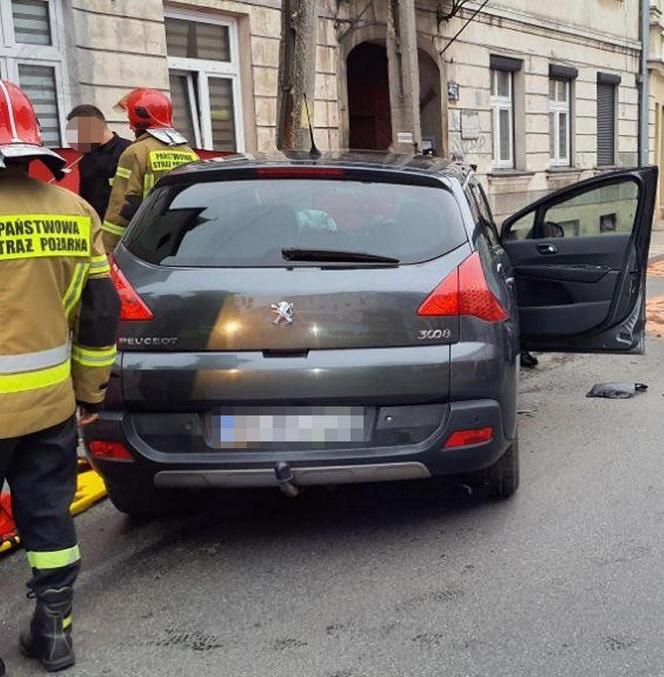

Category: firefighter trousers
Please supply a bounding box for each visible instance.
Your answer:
[0,416,80,595]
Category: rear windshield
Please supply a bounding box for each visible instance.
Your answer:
[124,178,467,267]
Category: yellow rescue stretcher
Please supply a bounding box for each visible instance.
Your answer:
[0,460,106,555]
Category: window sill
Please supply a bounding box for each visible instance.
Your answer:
[546,166,580,175]
[546,167,583,186]
[487,170,535,179]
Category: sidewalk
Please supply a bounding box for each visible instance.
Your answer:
[651,220,664,262]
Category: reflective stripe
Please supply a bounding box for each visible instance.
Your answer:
[143,172,155,197]
[0,342,70,374]
[63,616,72,629]
[27,545,80,570]
[115,167,132,180]
[62,262,89,316]
[102,221,125,237]
[0,360,70,394]
[71,345,117,367]
[109,177,114,186]
[89,254,110,276]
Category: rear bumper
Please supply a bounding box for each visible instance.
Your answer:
[84,399,512,490]
[154,462,431,488]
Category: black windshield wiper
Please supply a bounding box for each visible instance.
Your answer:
[281,248,400,264]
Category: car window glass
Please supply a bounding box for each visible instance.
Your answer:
[464,185,481,224]
[504,211,535,240]
[505,179,639,241]
[539,180,638,238]
[472,183,499,246]
[125,178,469,267]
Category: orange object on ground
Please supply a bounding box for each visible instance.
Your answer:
[0,492,19,552]
[1,461,107,555]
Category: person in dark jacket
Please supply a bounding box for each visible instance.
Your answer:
[66,105,131,220]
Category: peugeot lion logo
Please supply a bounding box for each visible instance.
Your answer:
[271,301,295,325]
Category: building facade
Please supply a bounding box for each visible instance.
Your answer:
[331,0,644,221]
[3,0,647,223]
[649,0,664,218]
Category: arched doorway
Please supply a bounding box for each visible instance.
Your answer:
[347,43,392,150]
[419,50,443,156]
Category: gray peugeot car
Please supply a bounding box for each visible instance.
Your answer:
[84,152,656,516]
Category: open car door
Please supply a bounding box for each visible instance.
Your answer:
[500,167,657,353]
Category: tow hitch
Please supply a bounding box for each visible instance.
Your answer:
[275,462,300,498]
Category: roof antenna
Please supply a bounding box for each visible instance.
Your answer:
[303,92,320,158]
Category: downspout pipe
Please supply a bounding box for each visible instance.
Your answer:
[639,0,650,167]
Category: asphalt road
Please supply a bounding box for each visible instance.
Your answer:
[4,286,664,676]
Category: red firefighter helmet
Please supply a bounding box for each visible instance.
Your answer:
[115,88,174,132]
[0,79,65,178]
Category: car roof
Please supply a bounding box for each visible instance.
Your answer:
[167,150,472,183]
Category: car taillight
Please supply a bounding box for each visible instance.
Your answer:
[444,427,494,449]
[88,440,135,462]
[418,252,508,322]
[110,258,154,321]
[255,167,345,178]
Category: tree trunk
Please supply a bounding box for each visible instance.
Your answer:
[277,0,318,151]
[385,0,422,153]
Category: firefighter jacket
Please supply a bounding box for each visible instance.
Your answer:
[102,132,198,252]
[0,168,121,439]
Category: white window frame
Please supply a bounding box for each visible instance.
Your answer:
[169,69,202,144]
[549,78,571,167]
[0,0,69,146]
[165,7,245,152]
[490,69,514,170]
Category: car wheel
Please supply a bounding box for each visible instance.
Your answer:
[105,480,174,519]
[486,436,520,500]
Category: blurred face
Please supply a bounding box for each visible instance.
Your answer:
[65,115,107,152]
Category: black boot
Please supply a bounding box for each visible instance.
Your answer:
[520,351,539,369]
[20,587,75,672]
[0,654,5,675]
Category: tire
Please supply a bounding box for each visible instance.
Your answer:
[105,480,174,519]
[485,436,520,500]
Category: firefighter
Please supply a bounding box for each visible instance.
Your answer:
[102,88,198,252]
[0,80,120,673]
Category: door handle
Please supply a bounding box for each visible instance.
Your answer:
[536,243,558,255]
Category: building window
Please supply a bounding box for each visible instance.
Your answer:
[549,79,570,166]
[490,68,514,169]
[165,10,244,152]
[0,0,67,146]
[18,63,60,144]
[597,73,620,167]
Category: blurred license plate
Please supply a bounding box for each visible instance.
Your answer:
[212,407,365,448]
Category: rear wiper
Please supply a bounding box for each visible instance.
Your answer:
[281,248,400,264]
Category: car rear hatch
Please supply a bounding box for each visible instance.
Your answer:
[113,165,471,448]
